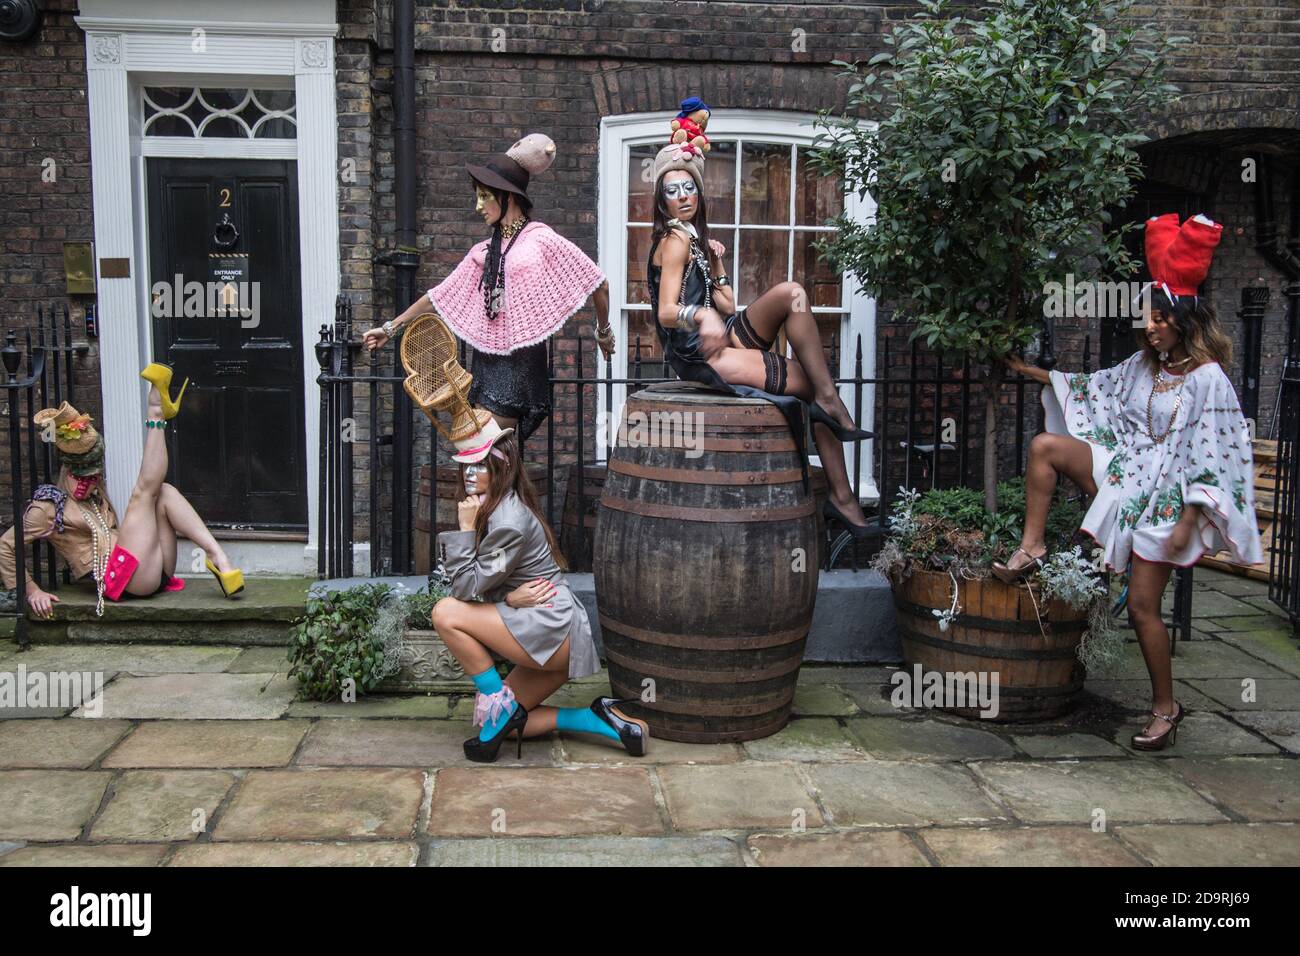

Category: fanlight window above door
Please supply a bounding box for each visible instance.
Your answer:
[142,87,297,139]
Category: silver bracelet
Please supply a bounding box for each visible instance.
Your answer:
[715,275,731,288]
[676,304,699,330]
[382,320,398,338]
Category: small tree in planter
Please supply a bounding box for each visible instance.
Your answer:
[813,0,1181,718]
[815,0,1181,513]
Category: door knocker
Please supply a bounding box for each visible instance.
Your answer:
[212,213,239,250]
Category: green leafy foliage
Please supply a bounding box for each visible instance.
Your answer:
[401,583,449,629]
[884,478,1083,570]
[287,583,395,701]
[812,0,1183,507]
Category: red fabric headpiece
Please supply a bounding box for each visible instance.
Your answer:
[1144,213,1223,297]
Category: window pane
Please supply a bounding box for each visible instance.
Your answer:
[254,117,296,139]
[701,140,736,227]
[796,146,843,225]
[627,143,659,222]
[200,117,247,139]
[625,225,652,305]
[146,114,194,137]
[737,228,788,306]
[740,142,792,226]
[793,231,842,308]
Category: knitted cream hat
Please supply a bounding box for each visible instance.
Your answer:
[652,142,705,192]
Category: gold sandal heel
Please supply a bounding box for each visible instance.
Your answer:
[991,547,1046,585]
[1131,702,1185,751]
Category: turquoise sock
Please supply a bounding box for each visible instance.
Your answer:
[556,705,620,743]
[471,667,516,742]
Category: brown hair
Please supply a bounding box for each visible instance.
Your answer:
[472,436,567,570]
[1134,289,1233,372]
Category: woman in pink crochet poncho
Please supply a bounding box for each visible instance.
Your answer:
[364,134,615,441]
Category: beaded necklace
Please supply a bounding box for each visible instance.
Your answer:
[1145,366,1187,444]
[69,496,111,617]
[482,217,529,319]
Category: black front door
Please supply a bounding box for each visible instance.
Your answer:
[146,157,307,530]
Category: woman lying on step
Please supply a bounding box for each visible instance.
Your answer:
[0,364,244,619]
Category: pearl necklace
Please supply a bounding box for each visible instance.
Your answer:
[70,496,111,617]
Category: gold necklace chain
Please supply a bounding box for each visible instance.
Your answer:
[1146,368,1187,444]
[70,497,111,617]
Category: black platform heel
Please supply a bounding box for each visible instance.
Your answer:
[809,402,873,442]
[590,697,650,757]
[822,499,874,539]
[463,703,529,763]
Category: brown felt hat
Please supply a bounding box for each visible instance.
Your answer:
[467,133,557,199]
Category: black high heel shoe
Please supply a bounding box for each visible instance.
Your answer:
[822,499,874,539]
[590,697,649,757]
[463,702,529,763]
[809,402,873,442]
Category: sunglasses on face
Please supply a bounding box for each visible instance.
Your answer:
[661,179,698,201]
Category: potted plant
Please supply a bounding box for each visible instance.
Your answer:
[288,581,470,700]
[370,580,488,694]
[288,582,399,701]
[811,0,1179,715]
[873,481,1124,720]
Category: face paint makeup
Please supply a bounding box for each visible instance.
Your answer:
[72,474,100,501]
[661,178,698,201]
[464,464,486,496]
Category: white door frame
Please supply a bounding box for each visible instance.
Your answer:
[596,110,879,502]
[76,10,339,571]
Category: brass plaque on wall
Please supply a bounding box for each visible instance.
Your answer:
[99,257,130,279]
[64,242,94,294]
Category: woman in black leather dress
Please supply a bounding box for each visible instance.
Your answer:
[648,142,872,532]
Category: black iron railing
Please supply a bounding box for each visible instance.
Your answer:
[314,297,1193,646]
[1,305,91,646]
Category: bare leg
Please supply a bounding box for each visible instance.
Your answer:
[1003,432,1100,572]
[742,281,855,429]
[709,347,867,526]
[155,493,177,579]
[505,663,570,738]
[1128,554,1178,736]
[115,388,169,595]
[156,483,233,574]
[434,598,575,738]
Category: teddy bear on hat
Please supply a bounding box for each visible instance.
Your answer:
[670,96,711,154]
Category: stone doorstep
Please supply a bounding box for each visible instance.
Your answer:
[18,577,313,647]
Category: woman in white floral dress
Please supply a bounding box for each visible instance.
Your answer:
[997,213,1262,751]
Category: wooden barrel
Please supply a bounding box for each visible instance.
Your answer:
[414,462,549,575]
[560,463,606,572]
[594,384,819,743]
[894,568,1087,721]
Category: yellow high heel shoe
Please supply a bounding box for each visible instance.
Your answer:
[205,558,245,598]
[139,363,189,420]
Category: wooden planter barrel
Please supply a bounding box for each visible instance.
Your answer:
[594,384,819,743]
[894,568,1088,722]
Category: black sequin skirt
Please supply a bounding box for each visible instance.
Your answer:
[468,343,551,442]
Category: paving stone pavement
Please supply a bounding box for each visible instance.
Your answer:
[0,567,1296,866]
